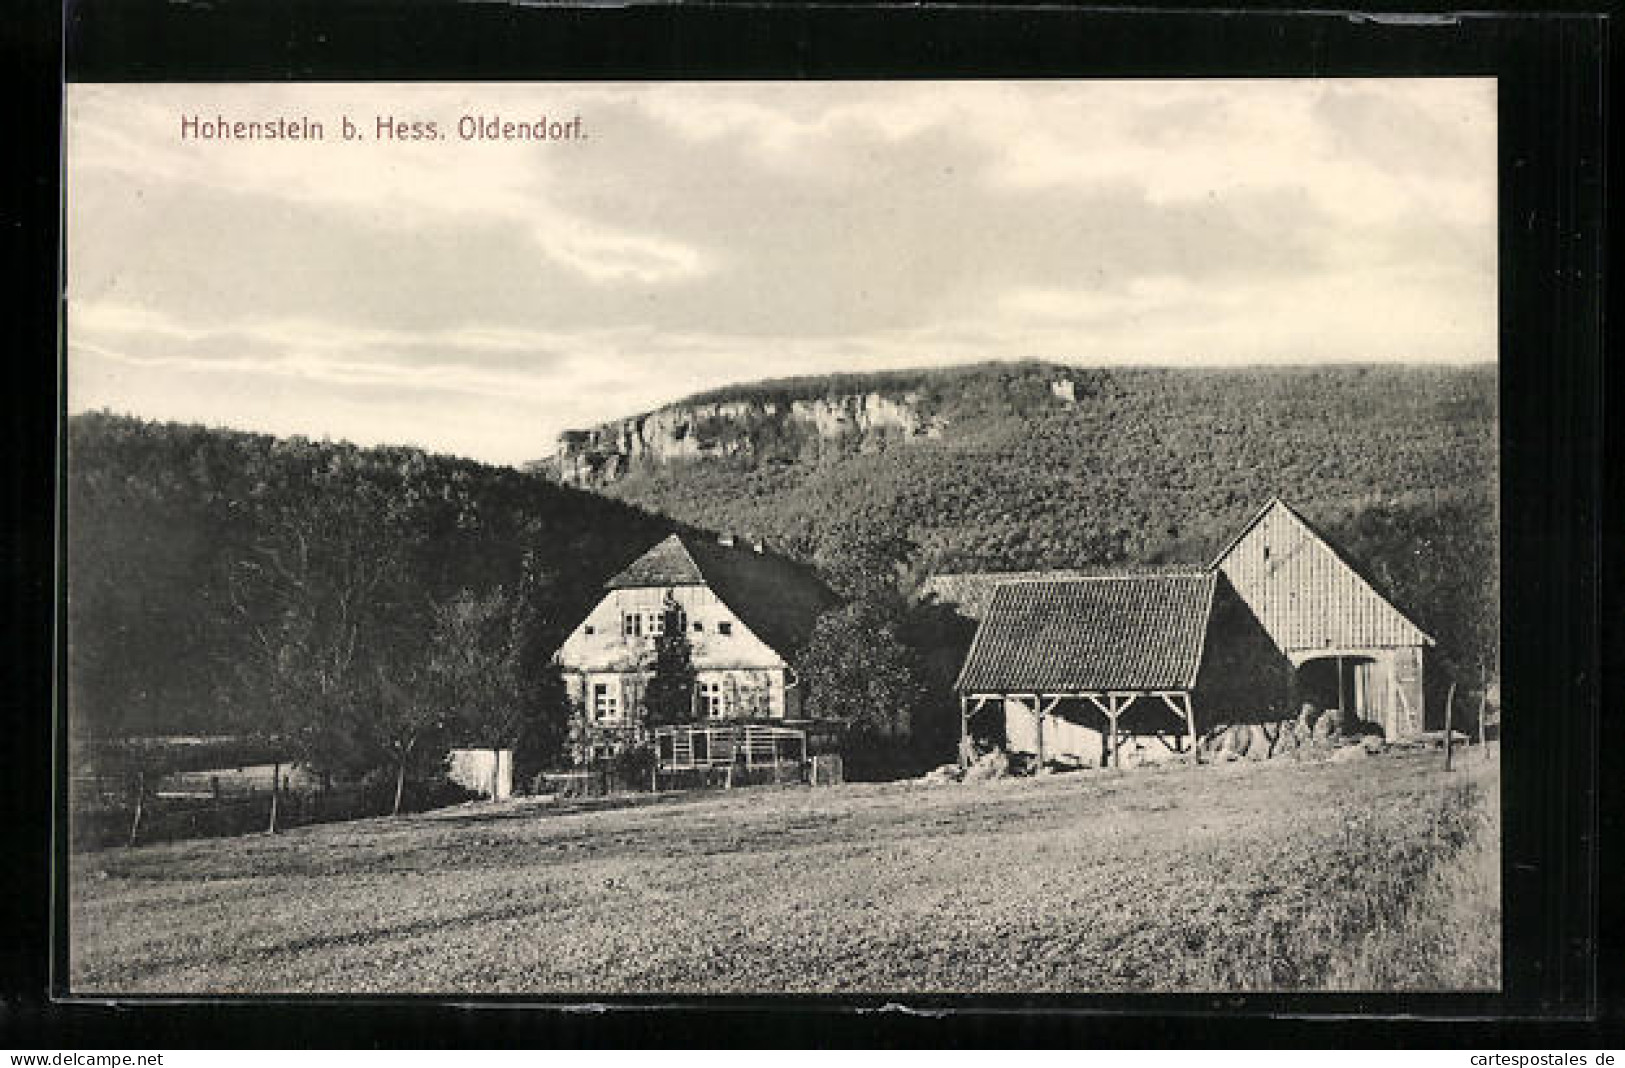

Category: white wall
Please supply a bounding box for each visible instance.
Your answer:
[1004,700,1101,765]
[1003,700,1188,767]
[695,668,789,720]
[556,585,785,674]
[447,748,513,800]
[566,667,789,723]
[557,585,794,726]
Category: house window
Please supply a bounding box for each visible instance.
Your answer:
[692,620,704,633]
[717,620,733,636]
[584,624,595,635]
[622,613,642,638]
[699,680,724,718]
[646,611,665,637]
[592,681,619,720]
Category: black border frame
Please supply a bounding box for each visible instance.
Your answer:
[5,0,1612,1048]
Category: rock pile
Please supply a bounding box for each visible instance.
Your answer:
[1199,703,1387,763]
[920,749,1011,785]
[963,749,1011,782]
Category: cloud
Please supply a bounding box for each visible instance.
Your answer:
[69,85,712,286]
[65,80,1497,466]
[73,302,582,398]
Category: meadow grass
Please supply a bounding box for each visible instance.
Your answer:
[1323,750,1501,991]
[69,746,1499,994]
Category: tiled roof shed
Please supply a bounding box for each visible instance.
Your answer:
[954,574,1217,695]
[952,571,1294,768]
[921,567,1196,622]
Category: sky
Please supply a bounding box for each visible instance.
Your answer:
[66,80,1497,467]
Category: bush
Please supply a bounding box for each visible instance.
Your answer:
[610,742,657,783]
[417,777,486,810]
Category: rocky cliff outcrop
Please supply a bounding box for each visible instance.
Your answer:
[539,391,949,488]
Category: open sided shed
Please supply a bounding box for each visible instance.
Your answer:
[953,572,1291,769]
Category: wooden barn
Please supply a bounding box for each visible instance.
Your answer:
[1210,498,1434,740]
[953,572,1292,769]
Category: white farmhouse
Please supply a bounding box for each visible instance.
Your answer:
[553,532,837,736]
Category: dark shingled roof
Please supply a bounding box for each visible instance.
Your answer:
[607,533,838,657]
[922,565,1202,621]
[954,573,1218,694]
[606,533,707,588]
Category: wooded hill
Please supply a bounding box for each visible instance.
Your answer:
[562,362,1500,683]
[67,412,679,740]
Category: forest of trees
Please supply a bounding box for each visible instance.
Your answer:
[67,413,678,783]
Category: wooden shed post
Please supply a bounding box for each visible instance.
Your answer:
[1183,693,1199,764]
[1033,695,1045,773]
[1336,655,1346,721]
[959,696,970,769]
[1107,696,1121,769]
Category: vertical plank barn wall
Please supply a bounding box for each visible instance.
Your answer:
[1213,501,1432,739]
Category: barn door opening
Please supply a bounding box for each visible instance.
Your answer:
[1296,655,1377,721]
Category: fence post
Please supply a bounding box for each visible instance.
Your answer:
[1443,681,1457,772]
[267,762,281,834]
[126,770,146,849]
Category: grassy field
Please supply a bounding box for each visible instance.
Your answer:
[68,747,1500,995]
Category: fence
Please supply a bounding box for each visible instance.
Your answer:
[535,756,810,799]
[653,723,808,771]
[534,767,654,799]
[71,777,478,852]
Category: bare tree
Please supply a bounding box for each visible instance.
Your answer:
[429,587,522,799]
[225,484,401,828]
[371,663,448,816]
